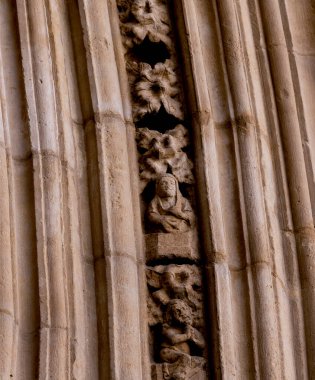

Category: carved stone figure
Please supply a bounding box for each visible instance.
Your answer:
[147,174,195,233]
[160,300,206,380]
[147,265,206,379]
[137,124,193,190]
[118,1,207,379]
[146,264,203,328]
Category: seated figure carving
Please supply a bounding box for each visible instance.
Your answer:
[147,174,195,233]
[160,299,205,380]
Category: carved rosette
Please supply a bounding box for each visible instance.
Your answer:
[117,0,171,49]
[136,124,193,190]
[127,60,183,121]
[117,1,207,378]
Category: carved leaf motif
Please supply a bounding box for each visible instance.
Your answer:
[147,265,206,378]
[136,124,193,190]
[167,124,189,148]
[147,266,162,288]
[146,265,203,328]
[117,0,171,49]
[129,60,183,121]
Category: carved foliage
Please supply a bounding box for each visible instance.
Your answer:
[118,0,182,121]
[137,124,193,189]
[137,123,194,233]
[127,60,183,121]
[147,264,203,326]
[117,0,171,49]
[117,1,207,378]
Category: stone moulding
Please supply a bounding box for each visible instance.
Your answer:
[136,124,194,191]
[128,60,183,121]
[0,0,313,378]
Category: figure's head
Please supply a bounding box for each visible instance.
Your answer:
[165,299,192,325]
[131,0,153,20]
[164,266,190,295]
[156,174,177,198]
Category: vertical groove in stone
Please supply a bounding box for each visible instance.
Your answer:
[0,4,17,378]
[16,0,69,377]
[239,1,307,378]
[78,0,144,378]
[282,1,315,373]
[107,1,150,378]
[0,1,41,378]
[278,0,315,220]
[257,0,315,376]
[0,97,15,379]
[173,1,237,378]
[214,0,284,377]
[44,0,99,378]
[240,0,302,374]
[230,1,302,378]
[67,0,108,377]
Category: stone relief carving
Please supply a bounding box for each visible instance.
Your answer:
[147,265,206,379]
[117,0,208,377]
[117,0,171,49]
[137,124,193,190]
[147,174,195,233]
[159,300,206,380]
[117,0,182,121]
[147,265,203,323]
[127,60,183,121]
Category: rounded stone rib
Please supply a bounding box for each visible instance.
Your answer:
[0,0,314,379]
[78,0,144,378]
[16,0,69,377]
[258,0,315,376]
[173,1,237,378]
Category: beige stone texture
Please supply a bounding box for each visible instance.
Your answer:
[0,0,314,379]
[145,231,199,262]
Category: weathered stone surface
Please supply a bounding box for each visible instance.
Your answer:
[147,175,195,233]
[145,231,198,262]
[0,0,314,379]
[152,363,207,380]
[137,124,193,190]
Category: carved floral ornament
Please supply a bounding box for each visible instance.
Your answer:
[128,60,183,121]
[117,0,171,49]
[146,264,203,326]
[116,0,207,378]
[136,124,193,190]
[117,0,182,121]
[147,265,206,379]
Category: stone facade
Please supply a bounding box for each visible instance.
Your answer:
[0,0,314,379]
